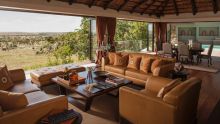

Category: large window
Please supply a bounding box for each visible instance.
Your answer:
[0,10,90,70]
[115,20,148,52]
[169,22,220,57]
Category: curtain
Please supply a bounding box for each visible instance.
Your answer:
[95,16,107,64]
[154,22,167,51]
[107,17,116,52]
[95,16,116,64]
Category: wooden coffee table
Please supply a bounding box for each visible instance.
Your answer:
[52,71,132,111]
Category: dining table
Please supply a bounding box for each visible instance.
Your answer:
[171,47,205,63]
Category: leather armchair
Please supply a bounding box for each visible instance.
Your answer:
[0,69,68,124]
[119,76,201,124]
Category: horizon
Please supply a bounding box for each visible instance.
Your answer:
[0,10,82,32]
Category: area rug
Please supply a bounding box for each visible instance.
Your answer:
[183,64,219,73]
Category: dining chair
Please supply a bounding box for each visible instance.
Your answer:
[178,44,191,63]
[197,43,213,66]
[192,42,201,50]
[158,43,172,58]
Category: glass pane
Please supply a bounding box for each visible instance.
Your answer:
[115,20,148,52]
[148,23,153,51]
[0,10,90,70]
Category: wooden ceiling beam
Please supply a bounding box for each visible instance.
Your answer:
[150,0,169,17]
[140,0,156,15]
[103,0,113,10]
[88,0,95,8]
[191,0,197,15]
[212,0,218,13]
[117,0,129,12]
[172,0,179,15]
[130,0,146,13]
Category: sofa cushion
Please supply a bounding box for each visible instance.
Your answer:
[108,52,117,65]
[140,56,153,73]
[25,91,50,105]
[105,65,126,75]
[125,68,151,81]
[0,106,3,117]
[145,76,173,93]
[157,78,181,98]
[127,55,141,70]
[151,59,164,72]
[163,77,201,106]
[9,79,40,94]
[0,65,13,90]
[114,54,128,67]
[0,90,28,111]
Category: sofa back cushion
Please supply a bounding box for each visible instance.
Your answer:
[127,55,141,70]
[157,78,181,98]
[0,65,13,90]
[163,77,201,106]
[151,59,167,72]
[140,56,153,73]
[151,59,162,72]
[0,90,28,111]
[0,106,3,117]
[114,54,128,67]
[145,76,173,93]
[108,52,117,65]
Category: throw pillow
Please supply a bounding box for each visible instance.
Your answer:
[127,55,141,70]
[140,56,153,73]
[151,59,164,72]
[0,90,28,111]
[108,52,117,65]
[157,78,181,98]
[0,65,13,90]
[114,54,128,67]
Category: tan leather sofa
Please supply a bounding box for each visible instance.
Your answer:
[102,52,175,86]
[119,76,202,124]
[0,69,68,124]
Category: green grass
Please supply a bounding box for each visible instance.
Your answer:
[0,48,49,70]
[0,47,88,70]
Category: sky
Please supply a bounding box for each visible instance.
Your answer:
[0,10,82,32]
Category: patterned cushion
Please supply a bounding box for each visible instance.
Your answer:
[108,52,117,65]
[127,55,141,70]
[0,65,13,90]
[140,56,153,73]
[114,54,128,67]
[0,90,28,111]
[151,59,164,72]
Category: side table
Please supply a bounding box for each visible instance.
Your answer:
[170,70,189,81]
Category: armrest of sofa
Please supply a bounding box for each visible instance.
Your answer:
[153,63,174,77]
[0,95,68,124]
[101,56,109,70]
[9,69,26,82]
[119,86,176,124]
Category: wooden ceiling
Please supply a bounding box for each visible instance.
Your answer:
[47,0,220,18]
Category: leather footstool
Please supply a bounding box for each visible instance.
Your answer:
[30,64,85,88]
[30,67,63,87]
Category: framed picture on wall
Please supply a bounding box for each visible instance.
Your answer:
[199,27,219,36]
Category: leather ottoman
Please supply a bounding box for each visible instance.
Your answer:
[30,65,85,87]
